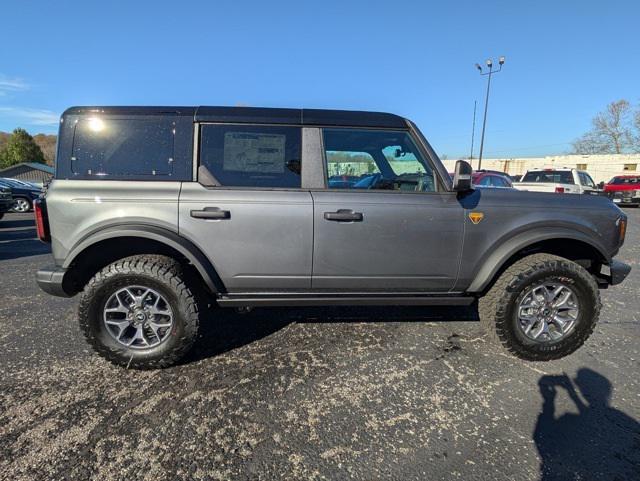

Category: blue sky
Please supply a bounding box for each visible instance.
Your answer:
[1,0,638,158]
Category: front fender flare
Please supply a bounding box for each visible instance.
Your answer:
[467,227,610,293]
[64,224,225,294]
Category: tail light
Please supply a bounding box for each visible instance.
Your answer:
[34,198,50,243]
[555,187,565,193]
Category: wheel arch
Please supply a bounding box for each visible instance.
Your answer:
[468,228,610,294]
[62,225,225,295]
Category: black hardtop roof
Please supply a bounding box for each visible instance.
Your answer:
[62,106,408,129]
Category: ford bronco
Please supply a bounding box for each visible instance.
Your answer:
[35,106,631,369]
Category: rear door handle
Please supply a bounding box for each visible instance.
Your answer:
[190,207,231,220]
[324,210,363,222]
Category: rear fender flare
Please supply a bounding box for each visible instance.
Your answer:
[64,224,225,293]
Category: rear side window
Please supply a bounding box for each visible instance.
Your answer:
[493,176,511,187]
[199,125,301,188]
[476,176,492,186]
[71,118,175,176]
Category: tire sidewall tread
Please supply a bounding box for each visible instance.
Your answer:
[479,253,601,361]
[78,255,199,369]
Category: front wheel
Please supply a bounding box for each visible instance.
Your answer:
[78,255,199,369]
[11,197,32,212]
[479,253,601,361]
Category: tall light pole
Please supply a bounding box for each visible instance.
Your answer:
[469,100,477,162]
[475,56,505,170]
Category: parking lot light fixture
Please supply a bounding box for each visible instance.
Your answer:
[475,55,505,170]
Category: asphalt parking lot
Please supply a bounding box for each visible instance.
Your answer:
[0,210,639,481]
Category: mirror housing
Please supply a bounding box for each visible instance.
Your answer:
[453,160,474,192]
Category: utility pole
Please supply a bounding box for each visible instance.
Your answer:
[475,56,505,170]
[470,100,477,166]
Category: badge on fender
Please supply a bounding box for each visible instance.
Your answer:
[468,212,484,224]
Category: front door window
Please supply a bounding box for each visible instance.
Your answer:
[323,129,437,192]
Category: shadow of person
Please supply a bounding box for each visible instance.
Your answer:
[534,369,640,481]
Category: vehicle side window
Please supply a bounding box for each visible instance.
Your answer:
[199,125,301,188]
[580,172,596,188]
[490,176,502,187]
[521,171,575,184]
[322,128,436,192]
[477,176,492,186]
[71,118,174,177]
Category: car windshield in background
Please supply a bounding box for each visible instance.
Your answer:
[521,170,575,184]
[610,176,640,185]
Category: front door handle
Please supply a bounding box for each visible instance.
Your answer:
[324,210,363,222]
[190,207,231,220]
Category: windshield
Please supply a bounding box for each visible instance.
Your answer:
[521,170,575,184]
[609,176,640,185]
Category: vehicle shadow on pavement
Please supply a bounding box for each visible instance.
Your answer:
[534,369,640,481]
[0,238,51,260]
[0,217,51,260]
[0,218,35,229]
[184,304,478,364]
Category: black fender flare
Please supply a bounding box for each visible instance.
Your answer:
[466,227,610,293]
[64,224,225,294]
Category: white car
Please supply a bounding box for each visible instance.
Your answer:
[514,168,598,194]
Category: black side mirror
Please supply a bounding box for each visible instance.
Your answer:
[453,160,474,192]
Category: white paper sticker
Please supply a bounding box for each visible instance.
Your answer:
[223,132,285,173]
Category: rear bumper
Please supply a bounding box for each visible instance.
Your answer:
[608,191,640,206]
[36,266,73,297]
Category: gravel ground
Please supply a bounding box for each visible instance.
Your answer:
[0,210,638,481]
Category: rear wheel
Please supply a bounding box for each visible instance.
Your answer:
[479,253,600,361]
[78,255,199,369]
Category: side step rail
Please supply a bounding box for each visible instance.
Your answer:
[216,293,475,307]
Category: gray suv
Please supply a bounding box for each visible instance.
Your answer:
[35,106,631,369]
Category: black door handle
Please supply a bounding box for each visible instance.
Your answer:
[324,210,363,222]
[190,208,231,220]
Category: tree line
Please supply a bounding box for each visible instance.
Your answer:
[0,128,56,169]
[572,100,640,155]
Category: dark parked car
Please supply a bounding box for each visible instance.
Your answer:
[0,185,13,220]
[35,106,630,369]
[0,178,42,212]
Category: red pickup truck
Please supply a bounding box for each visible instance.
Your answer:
[604,175,640,207]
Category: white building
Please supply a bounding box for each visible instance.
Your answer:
[441,154,639,184]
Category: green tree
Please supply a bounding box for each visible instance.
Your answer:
[0,128,46,169]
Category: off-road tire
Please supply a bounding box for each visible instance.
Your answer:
[78,255,199,369]
[478,253,600,361]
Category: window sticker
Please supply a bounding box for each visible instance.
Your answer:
[223,132,285,173]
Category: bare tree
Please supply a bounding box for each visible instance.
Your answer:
[572,100,634,154]
[633,108,640,153]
